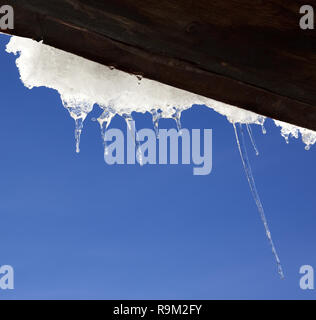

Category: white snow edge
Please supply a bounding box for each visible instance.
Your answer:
[5,36,316,149]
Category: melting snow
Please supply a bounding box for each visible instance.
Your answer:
[6,36,316,152]
[6,36,268,152]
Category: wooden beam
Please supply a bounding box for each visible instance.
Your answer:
[2,0,316,130]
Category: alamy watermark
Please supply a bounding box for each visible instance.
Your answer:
[300,5,314,29]
[0,5,13,30]
[103,122,212,176]
[299,265,314,290]
[0,265,14,290]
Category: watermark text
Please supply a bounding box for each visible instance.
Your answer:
[0,5,14,30]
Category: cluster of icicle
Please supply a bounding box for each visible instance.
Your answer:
[6,36,316,152]
[6,36,316,279]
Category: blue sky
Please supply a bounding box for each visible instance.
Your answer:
[0,34,316,300]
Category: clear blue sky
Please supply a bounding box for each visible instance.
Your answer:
[0,34,316,300]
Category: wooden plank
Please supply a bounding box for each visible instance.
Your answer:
[2,0,316,130]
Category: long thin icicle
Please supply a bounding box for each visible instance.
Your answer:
[233,123,284,279]
[246,123,259,156]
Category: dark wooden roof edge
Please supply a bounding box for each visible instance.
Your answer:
[2,0,316,131]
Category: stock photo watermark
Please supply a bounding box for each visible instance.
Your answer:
[300,5,314,29]
[0,265,14,290]
[299,265,314,290]
[103,122,212,176]
[0,5,13,30]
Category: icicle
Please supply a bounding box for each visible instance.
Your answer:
[151,109,162,137]
[233,123,284,279]
[256,116,266,135]
[97,108,115,157]
[74,117,84,153]
[62,100,92,154]
[246,124,259,156]
[172,108,182,132]
[122,113,143,166]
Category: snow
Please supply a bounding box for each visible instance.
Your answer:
[274,120,316,150]
[5,37,264,128]
[6,35,316,152]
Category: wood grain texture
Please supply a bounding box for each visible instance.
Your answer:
[2,0,316,130]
